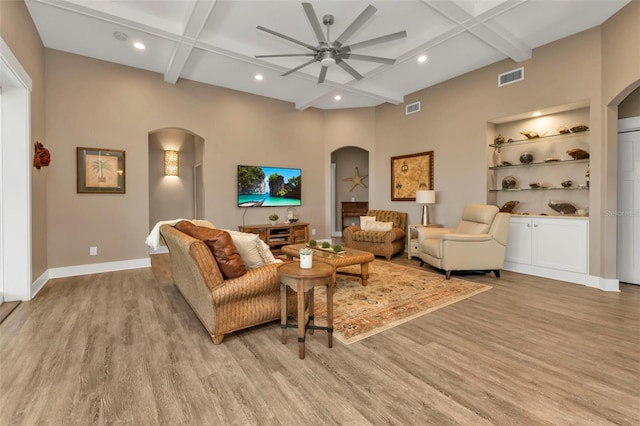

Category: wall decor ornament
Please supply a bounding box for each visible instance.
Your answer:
[391,151,434,201]
[343,166,368,192]
[33,141,51,169]
[77,147,125,193]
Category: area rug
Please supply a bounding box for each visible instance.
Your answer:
[311,261,491,345]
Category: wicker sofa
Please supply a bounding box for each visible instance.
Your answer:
[343,210,408,260]
[159,223,298,344]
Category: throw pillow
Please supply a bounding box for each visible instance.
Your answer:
[360,216,376,228]
[363,221,393,232]
[224,229,269,269]
[175,221,246,279]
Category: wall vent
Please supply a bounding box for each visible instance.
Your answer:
[405,101,421,115]
[498,67,524,87]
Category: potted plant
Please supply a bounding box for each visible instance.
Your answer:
[332,244,342,253]
[321,241,331,249]
[308,239,317,247]
[299,247,313,269]
[268,213,279,225]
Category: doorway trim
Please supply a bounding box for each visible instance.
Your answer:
[1,37,33,301]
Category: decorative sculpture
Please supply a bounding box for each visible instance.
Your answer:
[33,141,51,169]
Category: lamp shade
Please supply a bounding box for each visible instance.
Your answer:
[164,150,179,176]
[416,190,436,204]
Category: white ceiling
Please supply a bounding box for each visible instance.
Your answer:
[25,0,629,110]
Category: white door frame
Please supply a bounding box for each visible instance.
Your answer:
[1,37,33,301]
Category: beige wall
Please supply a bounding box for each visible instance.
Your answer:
[619,87,640,119]
[599,0,640,279]
[44,50,325,268]
[374,27,603,230]
[0,0,48,279]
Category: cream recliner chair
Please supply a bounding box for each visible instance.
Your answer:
[417,204,510,279]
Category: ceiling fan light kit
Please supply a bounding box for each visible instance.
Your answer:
[256,2,407,84]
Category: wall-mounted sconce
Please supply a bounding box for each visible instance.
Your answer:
[164,150,179,176]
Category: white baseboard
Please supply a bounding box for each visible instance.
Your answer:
[26,258,152,300]
[504,262,619,292]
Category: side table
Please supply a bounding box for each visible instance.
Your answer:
[407,223,443,259]
[278,261,335,359]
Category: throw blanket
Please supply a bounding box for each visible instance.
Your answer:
[145,219,215,250]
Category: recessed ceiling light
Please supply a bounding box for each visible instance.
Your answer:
[255,74,263,81]
[418,55,427,63]
[532,111,542,117]
[113,31,128,42]
[133,42,145,50]
[334,95,342,101]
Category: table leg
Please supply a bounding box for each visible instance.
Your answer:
[361,262,370,286]
[326,282,333,348]
[297,282,306,359]
[280,283,287,344]
[308,287,315,335]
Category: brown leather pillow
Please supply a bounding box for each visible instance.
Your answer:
[175,221,246,279]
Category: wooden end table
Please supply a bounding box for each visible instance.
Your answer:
[278,261,335,359]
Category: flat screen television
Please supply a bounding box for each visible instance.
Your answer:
[237,165,301,207]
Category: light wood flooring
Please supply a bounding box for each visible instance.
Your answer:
[1,253,639,425]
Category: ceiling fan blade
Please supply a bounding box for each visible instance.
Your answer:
[336,60,363,80]
[318,66,328,84]
[257,25,316,51]
[341,30,407,52]
[343,53,395,64]
[333,4,377,48]
[281,58,318,77]
[302,2,328,45]
[256,54,315,58]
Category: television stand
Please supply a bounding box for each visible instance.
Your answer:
[238,222,309,256]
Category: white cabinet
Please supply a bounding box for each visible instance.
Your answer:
[505,216,589,284]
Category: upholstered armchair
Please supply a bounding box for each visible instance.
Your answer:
[417,204,510,279]
[343,209,408,260]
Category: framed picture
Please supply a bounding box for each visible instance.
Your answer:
[390,151,434,201]
[77,147,125,193]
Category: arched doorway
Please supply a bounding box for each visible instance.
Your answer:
[331,146,369,237]
[148,128,204,251]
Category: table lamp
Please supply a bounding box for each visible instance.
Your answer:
[416,190,436,225]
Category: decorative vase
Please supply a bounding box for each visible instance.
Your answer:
[300,254,313,269]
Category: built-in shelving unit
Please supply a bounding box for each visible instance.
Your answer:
[487,105,590,216]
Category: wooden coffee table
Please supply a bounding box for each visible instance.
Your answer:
[281,243,375,287]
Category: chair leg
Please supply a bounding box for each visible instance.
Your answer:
[493,269,501,278]
[445,270,452,280]
[419,260,424,267]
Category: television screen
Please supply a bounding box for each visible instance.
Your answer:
[237,165,301,207]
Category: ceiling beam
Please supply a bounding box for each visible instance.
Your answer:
[164,0,217,84]
[421,0,531,63]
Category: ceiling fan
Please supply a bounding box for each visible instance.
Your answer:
[256,2,407,84]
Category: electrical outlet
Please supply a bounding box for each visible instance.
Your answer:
[90,246,97,256]
[311,229,316,236]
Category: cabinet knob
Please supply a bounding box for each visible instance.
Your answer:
[527,224,531,227]
[533,224,539,227]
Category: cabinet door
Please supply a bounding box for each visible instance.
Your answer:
[532,219,588,273]
[505,218,532,264]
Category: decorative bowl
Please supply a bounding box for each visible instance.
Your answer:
[502,175,518,190]
[520,153,534,164]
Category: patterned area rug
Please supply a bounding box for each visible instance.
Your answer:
[311,261,491,345]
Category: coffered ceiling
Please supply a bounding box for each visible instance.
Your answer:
[25,0,629,110]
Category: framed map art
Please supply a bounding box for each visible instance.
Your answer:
[390,151,434,201]
[77,147,126,193]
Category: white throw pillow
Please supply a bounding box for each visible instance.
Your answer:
[360,216,376,228]
[258,239,282,264]
[224,230,267,269]
[363,221,393,232]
